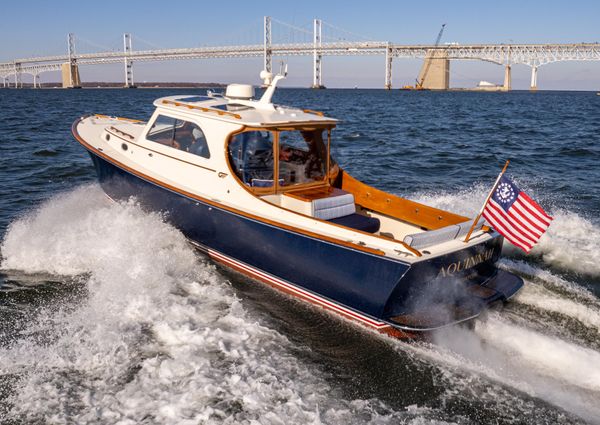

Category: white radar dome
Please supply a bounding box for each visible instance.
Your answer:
[225,84,255,100]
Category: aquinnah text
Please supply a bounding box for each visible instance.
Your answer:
[438,248,495,278]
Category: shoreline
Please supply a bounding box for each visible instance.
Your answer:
[1,85,598,93]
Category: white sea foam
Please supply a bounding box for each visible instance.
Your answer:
[498,260,600,336]
[391,314,600,424]
[0,186,441,424]
[535,208,600,276]
[414,186,600,276]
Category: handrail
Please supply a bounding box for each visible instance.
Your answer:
[303,109,324,116]
[162,99,242,119]
[107,126,135,140]
[95,114,144,123]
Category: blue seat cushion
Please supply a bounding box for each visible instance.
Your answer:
[328,213,381,233]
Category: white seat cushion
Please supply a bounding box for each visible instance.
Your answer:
[403,217,486,249]
[312,191,356,220]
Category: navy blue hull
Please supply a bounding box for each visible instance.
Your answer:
[87,150,522,331]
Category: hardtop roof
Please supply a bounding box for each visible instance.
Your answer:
[153,95,337,128]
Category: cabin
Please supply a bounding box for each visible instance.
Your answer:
[93,82,482,260]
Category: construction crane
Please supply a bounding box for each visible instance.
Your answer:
[414,23,446,90]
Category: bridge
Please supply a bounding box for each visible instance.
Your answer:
[1,17,599,90]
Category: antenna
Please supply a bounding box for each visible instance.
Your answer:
[259,62,288,105]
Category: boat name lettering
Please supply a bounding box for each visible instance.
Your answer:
[438,248,494,278]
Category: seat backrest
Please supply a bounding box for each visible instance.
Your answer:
[312,191,356,220]
[402,217,486,249]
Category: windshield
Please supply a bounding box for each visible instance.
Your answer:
[228,131,275,187]
[228,128,332,190]
[278,129,328,186]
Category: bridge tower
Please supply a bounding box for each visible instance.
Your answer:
[263,16,272,81]
[312,19,323,89]
[123,33,135,88]
[62,33,81,88]
[385,43,393,89]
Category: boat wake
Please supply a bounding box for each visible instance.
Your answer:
[0,184,599,424]
[411,185,600,423]
[0,186,434,424]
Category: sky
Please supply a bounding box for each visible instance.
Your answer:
[1,0,599,90]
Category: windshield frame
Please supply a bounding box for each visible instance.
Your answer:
[226,124,336,195]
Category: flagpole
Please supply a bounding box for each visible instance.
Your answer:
[463,160,510,243]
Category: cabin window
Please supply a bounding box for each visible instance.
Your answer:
[227,128,333,191]
[146,115,210,158]
[146,115,176,145]
[278,129,327,186]
[228,131,276,187]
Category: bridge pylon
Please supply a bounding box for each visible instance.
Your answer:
[123,33,135,88]
[530,66,538,91]
[62,63,81,88]
[13,63,22,88]
[312,19,323,89]
[503,64,512,91]
[263,16,273,74]
[63,33,81,88]
[385,44,392,89]
[417,50,449,89]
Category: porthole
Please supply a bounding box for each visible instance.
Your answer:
[121,143,128,151]
[105,134,110,141]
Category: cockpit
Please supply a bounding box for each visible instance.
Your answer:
[226,125,383,234]
[227,127,333,192]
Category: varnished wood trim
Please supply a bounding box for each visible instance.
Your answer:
[303,109,324,116]
[75,118,387,258]
[340,172,469,230]
[108,126,135,140]
[282,185,335,201]
[95,114,144,124]
[258,121,337,128]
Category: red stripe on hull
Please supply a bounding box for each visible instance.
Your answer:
[206,249,416,339]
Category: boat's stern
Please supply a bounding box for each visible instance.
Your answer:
[382,234,523,331]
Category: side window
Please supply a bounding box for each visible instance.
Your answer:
[146,115,176,146]
[174,120,210,159]
[146,115,210,159]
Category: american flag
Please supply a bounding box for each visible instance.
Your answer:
[482,175,553,252]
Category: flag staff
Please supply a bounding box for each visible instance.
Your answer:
[464,160,510,243]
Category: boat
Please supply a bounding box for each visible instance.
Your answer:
[72,69,523,338]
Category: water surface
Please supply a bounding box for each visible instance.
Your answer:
[1,88,599,424]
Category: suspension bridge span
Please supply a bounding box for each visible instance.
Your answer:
[1,17,599,90]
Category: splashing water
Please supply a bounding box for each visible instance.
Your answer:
[0,185,598,424]
[415,185,600,279]
[0,186,461,424]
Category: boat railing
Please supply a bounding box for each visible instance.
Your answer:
[303,109,324,116]
[107,126,135,140]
